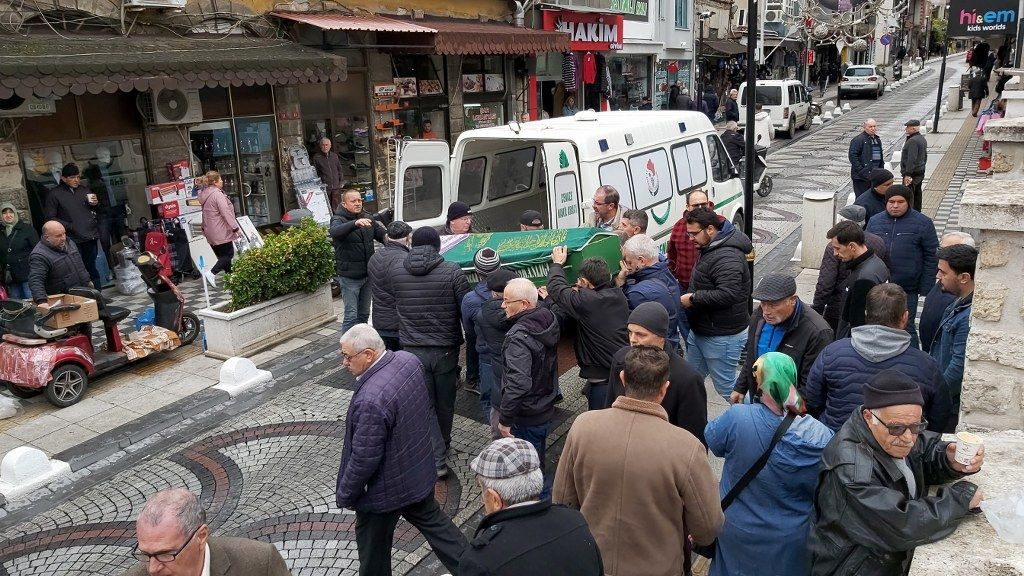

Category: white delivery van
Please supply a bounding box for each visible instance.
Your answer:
[393,110,746,246]
[737,79,813,139]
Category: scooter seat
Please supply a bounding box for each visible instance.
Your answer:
[106,306,132,323]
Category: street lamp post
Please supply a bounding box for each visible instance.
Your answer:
[744,0,757,311]
[696,11,713,110]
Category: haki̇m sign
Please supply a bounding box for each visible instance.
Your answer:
[948,0,1018,36]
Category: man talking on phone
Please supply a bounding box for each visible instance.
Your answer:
[44,163,103,289]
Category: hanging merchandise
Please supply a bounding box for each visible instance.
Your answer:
[562,52,579,91]
[582,52,598,84]
[603,59,613,99]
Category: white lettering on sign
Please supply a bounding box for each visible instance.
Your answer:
[555,18,620,44]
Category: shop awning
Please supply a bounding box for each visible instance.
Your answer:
[702,40,747,56]
[270,11,434,33]
[0,34,347,99]
[376,19,571,55]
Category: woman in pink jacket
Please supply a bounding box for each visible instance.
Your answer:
[199,170,240,286]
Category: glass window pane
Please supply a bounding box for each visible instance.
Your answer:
[403,166,443,221]
[706,135,730,183]
[671,144,693,190]
[459,157,486,206]
[487,148,535,200]
[628,149,673,210]
[598,160,631,202]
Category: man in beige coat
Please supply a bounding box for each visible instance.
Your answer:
[553,346,723,576]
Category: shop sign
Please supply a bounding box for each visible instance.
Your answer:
[948,0,1018,37]
[464,102,504,129]
[373,83,397,98]
[609,0,650,22]
[542,10,625,51]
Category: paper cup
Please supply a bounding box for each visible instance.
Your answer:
[954,431,983,465]
[87,193,98,204]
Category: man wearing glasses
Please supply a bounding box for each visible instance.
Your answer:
[809,369,984,576]
[585,186,625,231]
[125,488,291,575]
[666,189,717,343]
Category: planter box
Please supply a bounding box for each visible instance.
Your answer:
[195,283,335,359]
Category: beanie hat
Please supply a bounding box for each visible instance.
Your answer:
[486,269,518,292]
[862,369,924,409]
[386,221,412,240]
[474,247,501,276]
[446,201,472,223]
[869,168,894,188]
[411,226,441,250]
[61,163,80,178]
[884,184,914,204]
[627,302,669,338]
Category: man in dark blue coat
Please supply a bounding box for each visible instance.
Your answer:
[853,168,894,224]
[866,185,939,349]
[462,247,503,417]
[848,119,885,196]
[616,233,681,348]
[336,324,467,576]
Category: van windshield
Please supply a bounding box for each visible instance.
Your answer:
[740,86,783,106]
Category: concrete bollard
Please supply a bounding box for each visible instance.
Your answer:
[823,112,834,121]
[824,100,835,110]
[812,116,823,125]
[833,107,843,117]
[214,357,273,397]
[801,189,836,269]
[842,103,852,112]
[0,447,71,500]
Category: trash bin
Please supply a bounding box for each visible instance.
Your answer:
[948,86,963,112]
[149,288,179,332]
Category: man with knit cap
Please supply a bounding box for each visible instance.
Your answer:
[462,248,502,413]
[867,184,939,349]
[391,226,471,477]
[44,162,103,289]
[733,273,833,403]
[809,369,984,576]
[606,302,707,445]
[853,167,894,223]
[546,247,629,410]
[367,221,412,351]
[437,201,473,235]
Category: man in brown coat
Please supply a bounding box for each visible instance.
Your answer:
[553,346,723,576]
[124,488,291,576]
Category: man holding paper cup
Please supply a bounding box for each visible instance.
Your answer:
[43,163,103,290]
[809,369,984,576]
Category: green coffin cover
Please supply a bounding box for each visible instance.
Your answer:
[441,227,622,285]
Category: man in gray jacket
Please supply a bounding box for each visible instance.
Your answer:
[900,119,928,212]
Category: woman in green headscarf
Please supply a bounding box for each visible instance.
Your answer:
[704,352,835,576]
[0,202,39,300]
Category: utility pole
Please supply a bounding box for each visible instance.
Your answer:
[744,0,757,311]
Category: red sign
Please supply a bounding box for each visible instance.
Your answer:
[807,51,815,65]
[542,10,624,51]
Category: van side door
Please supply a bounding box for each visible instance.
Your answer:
[541,142,582,229]
[394,140,451,228]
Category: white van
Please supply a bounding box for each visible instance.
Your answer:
[737,79,813,139]
[393,110,747,246]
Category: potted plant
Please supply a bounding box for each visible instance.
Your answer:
[195,219,336,359]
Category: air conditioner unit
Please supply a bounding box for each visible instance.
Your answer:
[150,88,202,125]
[0,95,57,117]
[764,10,782,22]
[124,0,186,9]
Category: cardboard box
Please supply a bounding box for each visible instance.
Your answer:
[146,181,186,205]
[166,160,191,181]
[43,294,100,329]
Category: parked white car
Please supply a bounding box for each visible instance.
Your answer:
[840,65,888,99]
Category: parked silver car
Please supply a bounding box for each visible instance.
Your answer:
[840,65,888,99]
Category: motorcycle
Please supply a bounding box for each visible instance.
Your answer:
[739,135,774,197]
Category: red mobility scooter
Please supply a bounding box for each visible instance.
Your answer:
[0,250,200,407]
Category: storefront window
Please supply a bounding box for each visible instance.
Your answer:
[610,56,652,110]
[462,56,508,130]
[393,55,449,141]
[299,75,372,196]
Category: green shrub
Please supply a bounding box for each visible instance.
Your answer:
[222,218,335,310]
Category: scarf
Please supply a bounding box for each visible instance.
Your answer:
[753,352,804,416]
[1,202,17,236]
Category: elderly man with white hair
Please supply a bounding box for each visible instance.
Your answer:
[615,234,682,348]
[497,278,560,498]
[721,120,746,167]
[124,488,291,575]
[459,438,604,576]
[335,324,467,576]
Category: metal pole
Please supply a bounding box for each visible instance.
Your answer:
[744,0,757,311]
[932,24,949,134]
[697,17,703,99]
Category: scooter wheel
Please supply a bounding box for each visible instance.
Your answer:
[178,311,201,346]
[757,176,774,197]
[45,364,88,408]
[5,381,42,399]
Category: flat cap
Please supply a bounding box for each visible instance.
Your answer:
[752,274,797,302]
[471,438,540,479]
[838,204,867,225]
[905,119,921,127]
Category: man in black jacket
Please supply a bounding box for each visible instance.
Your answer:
[680,207,752,400]
[460,438,603,576]
[606,302,707,446]
[919,231,972,353]
[1,202,39,300]
[848,119,884,196]
[391,226,471,477]
[900,120,928,211]
[44,163,102,289]
[476,270,518,439]
[853,168,894,224]
[546,249,629,410]
[329,189,386,334]
[366,221,411,351]
[497,278,560,496]
[312,137,344,208]
[724,89,740,122]
[809,370,983,576]
[828,220,890,339]
[735,274,833,403]
[721,121,746,168]
[29,221,92,304]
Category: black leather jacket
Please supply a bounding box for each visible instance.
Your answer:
[809,410,976,576]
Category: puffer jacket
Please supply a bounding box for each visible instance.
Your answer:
[546,263,628,380]
[198,185,238,247]
[866,208,938,294]
[28,239,92,303]
[366,240,409,335]
[336,350,436,513]
[0,206,39,283]
[623,259,682,347]
[809,411,976,576]
[497,306,560,428]
[391,245,470,348]
[804,325,949,432]
[929,293,972,432]
[688,221,753,336]
[462,281,493,360]
[329,207,386,279]
[476,296,514,382]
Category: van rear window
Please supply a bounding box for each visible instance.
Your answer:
[402,166,443,221]
[740,86,783,106]
[487,147,536,200]
[459,157,486,206]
